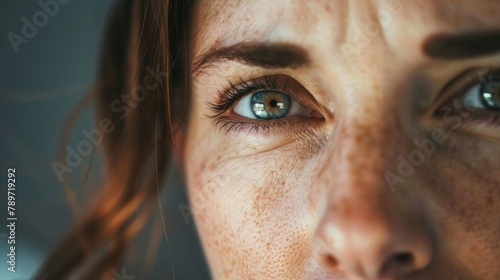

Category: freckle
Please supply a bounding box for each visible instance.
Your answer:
[487,196,494,205]
[458,208,466,217]
[324,2,332,12]
[199,160,206,172]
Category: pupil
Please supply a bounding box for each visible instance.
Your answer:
[480,82,500,110]
[250,91,291,119]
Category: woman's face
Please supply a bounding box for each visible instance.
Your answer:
[183,0,500,279]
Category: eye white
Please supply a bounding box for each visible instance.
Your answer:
[233,94,256,119]
[462,84,486,109]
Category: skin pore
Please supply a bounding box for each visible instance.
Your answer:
[182,0,500,279]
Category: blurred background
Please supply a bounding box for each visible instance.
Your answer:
[0,1,209,279]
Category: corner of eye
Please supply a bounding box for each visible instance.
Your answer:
[315,105,334,122]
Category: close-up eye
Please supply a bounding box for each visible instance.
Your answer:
[432,69,500,135]
[207,75,324,132]
[233,90,315,119]
[462,72,500,111]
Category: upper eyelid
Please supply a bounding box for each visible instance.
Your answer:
[206,75,292,117]
[432,69,479,105]
[205,74,326,123]
[211,75,299,107]
[424,68,499,119]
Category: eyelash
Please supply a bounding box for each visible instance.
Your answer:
[207,69,500,135]
[206,75,314,133]
[208,76,290,115]
[434,68,500,131]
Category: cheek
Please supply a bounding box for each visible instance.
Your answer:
[415,135,500,278]
[184,132,321,278]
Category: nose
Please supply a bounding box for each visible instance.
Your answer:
[315,198,434,279]
[313,116,435,279]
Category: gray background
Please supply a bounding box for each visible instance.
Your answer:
[0,1,209,279]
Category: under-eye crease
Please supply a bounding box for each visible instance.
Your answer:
[432,68,500,133]
[206,74,324,133]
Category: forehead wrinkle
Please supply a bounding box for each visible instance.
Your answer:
[192,0,276,52]
[191,0,346,62]
[191,1,500,77]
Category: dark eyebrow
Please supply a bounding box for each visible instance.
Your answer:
[423,29,500,60]
[192,42,311,75]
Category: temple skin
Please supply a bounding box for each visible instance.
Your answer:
[181,0,500,279]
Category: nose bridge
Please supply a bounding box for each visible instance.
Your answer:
[325,85,401,201]
[343,120,390,183]
[312,74,434,278]
[320,94,402,232]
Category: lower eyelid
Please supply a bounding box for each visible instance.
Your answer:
[213,114,325,134]
[428,104,500,138]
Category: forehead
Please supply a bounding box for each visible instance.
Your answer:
[191,0,500,58]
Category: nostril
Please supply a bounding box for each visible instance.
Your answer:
[393,252,413,265]
[320,254,343,274]
[313,204,434,278]
[380,252,416,277]
[325,254,339,267]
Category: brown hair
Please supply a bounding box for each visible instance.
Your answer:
[36,0,191,278]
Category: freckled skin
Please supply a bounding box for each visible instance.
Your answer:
[183,1,500,279]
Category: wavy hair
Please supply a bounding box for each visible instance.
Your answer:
[36,0,191,278]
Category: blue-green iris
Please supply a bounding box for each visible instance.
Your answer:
[250,91,291,119]
[480,82,500,111]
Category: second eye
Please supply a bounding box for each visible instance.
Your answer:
[233,90,314,120]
